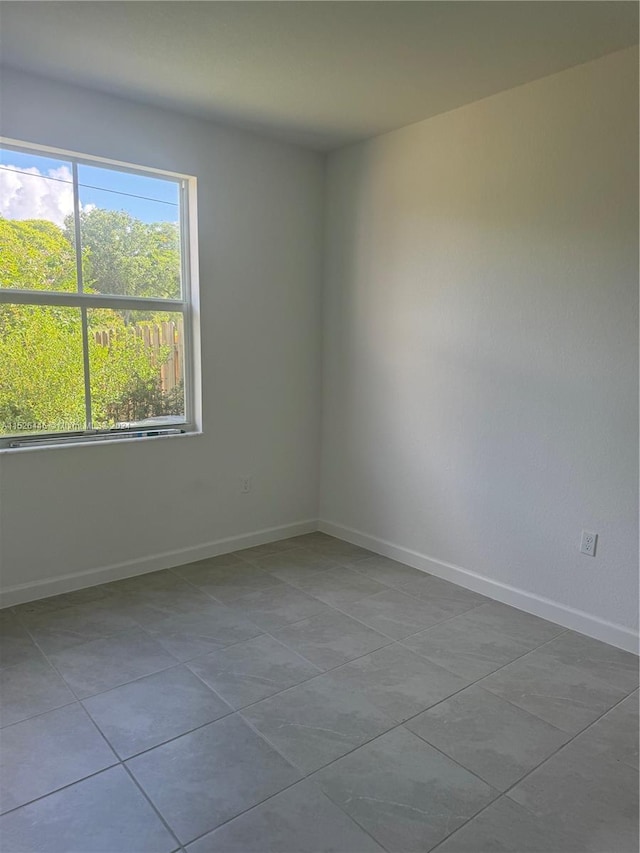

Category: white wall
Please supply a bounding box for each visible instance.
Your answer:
[320,47,639,648]
[0,69,324,599]
[1,50,637,651]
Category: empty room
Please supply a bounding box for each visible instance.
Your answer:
[0,1,638,851]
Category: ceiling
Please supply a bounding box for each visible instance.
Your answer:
[0,1,637,150]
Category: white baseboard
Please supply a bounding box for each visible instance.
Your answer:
[0,519,317,608]
[5,514,637,655]
[319,519,639,655]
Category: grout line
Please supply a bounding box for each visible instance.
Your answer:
[168,712,403,849]
[3,548,576,727]
[125,544,491,662]
[0,698,122,818]
[119,760,183,849]
[428,686,640,852]
[304,661,636,853]
[388,629,576,737]
[4,536,637,848]
[85,696,189,853]
[500,686,639,794]
[161,558,410,671]
[0,764,122,820]
[5,542,624,726]
[328,596,487,645]
[0,694,78,730]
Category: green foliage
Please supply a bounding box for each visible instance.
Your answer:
[88,309,178,427]
[0,213,184,435]
[65,208,181,299]
[0,218,77,291]
[0,304,85,432]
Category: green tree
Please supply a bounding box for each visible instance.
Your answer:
[0,303,85,432]
[0,218,77,291]
[64,208,181,300]
[0,215,183,435]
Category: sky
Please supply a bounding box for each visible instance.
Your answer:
[0,147,180,227]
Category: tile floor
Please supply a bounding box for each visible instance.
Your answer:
[0,532,638,852]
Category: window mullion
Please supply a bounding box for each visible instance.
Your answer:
[72,162,92,430]
[80,306,93,431]
[72,162,84,294]
[0,289,186,312]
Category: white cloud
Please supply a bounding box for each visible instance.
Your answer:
[0,164,75,227]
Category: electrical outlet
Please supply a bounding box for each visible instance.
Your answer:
[240,475,252,494]
[580,530,597,557]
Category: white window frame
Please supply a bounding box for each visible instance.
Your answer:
[0,138,201,450]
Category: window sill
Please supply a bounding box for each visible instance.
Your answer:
[0,429,203,454]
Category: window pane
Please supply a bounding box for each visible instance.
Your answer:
[0,305,85,436]
[78,164,179,205]
[88,309,186,429]
[0,147,78,292]
[78,165,181,300]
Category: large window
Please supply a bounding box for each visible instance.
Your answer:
[0,140,198,448]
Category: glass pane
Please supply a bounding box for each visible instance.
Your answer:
[0,147,78,292]
[88,309,186,429]
[78,163,179,205]
[78,164,181,300]
[0,305,86,436]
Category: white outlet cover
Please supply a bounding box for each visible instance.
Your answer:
[580,530,598,556]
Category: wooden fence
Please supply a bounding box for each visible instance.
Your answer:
[93,319,184,393]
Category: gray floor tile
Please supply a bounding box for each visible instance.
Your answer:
[282,532,338,550]
[12,594,76,617]
[186,635,320,709]
[307,539,375,566]
[241,673,396,773]
[406,684,569,790]
[145,604,263,661]
[102,571,218,625]
[19,600,139,654]
[13,584,115,619]
[402,611,532,680]
[314,726,496,853]
[61,583,118,608]
[339,588,456,640]
[112,577,223,626]
[481,642,631,733]
[433,794,580,852]
[84,666,232,758]
[460,601,565,648]
[0,656,75,727]
[0,612,43,669]
[238,538,304,559]
[292,567,388,606]
[230,584,331,632]
[272,609,390,670]
[127,714,301,844]
[49,628,177,698]
[570,690,638,769]
[539,630,639,694]
[0,704,116,813]
[247,548,340,583]
[106,569,188,594]
[399,574,489,616]
[186,779,385,853]
[173,552,249,573]
[6,547,635,853]
[173,562,281,604]
[328,643,469,723]
[508,736,639,852]
[0,765,178,853]
[352,555,427,588]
